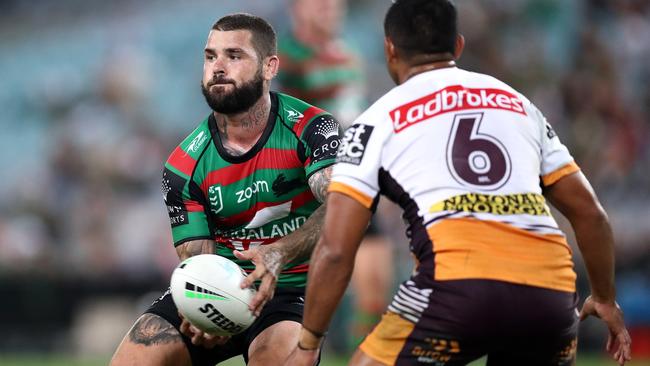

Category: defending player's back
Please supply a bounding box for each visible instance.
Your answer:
[331,67,579,291]
[287,2,631,365]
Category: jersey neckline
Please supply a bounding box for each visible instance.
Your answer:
[209,92,279,164]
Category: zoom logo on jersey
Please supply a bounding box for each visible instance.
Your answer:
[236,181,269,203]
[390,85,527,133]
[337,123,373,165]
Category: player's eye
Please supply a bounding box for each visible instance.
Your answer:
[205,54,215,61]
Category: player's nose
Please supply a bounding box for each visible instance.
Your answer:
[211,58,227,76]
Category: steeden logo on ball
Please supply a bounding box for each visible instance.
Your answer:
[170,254,257,336]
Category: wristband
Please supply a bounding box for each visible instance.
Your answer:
[297,327,327,350]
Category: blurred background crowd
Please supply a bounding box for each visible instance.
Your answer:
[0,0,648,362]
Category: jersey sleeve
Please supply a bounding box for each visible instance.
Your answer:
[329,117,387,209]
[162,165,212,247]
[530,104,580,186]
[300,113,341,178]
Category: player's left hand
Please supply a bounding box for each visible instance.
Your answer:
[234,245,286,316]
[178,313,230,348]
[579,296,632,365]
[281,346,320,366]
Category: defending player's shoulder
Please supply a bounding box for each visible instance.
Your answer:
[345,85,401,132]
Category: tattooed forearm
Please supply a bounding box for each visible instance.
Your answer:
[308,166,333,203]
[273,201,327,264]
[266,166,332,262]
[128,314,182,346]
[176,239,216,260]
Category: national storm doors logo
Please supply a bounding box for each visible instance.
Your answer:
[208,185,224,214]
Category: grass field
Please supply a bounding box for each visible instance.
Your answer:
[0,353,646,366]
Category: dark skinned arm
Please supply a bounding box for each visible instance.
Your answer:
[544,171,631,365]
[283,192,371,365]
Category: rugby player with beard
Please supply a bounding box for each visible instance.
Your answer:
[111,13,341,366]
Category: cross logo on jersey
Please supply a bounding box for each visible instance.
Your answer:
[208,185,224,214]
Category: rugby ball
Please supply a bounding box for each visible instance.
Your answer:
[170,254,257,336]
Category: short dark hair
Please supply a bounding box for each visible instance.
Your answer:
[384,0,458,60]
[212,13,277,59]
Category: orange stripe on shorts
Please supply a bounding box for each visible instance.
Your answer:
[359,311,415,365]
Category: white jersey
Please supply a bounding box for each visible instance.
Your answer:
[329,67,579,292]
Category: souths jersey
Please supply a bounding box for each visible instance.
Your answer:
[330,67,579,293]
[163,92,340,287]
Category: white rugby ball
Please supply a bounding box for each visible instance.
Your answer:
[170,254,257,336]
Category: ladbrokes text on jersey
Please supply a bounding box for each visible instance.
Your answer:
[390,85,527,133]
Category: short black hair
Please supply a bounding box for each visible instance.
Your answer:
[384,0,458,60]
[212,13,277,59]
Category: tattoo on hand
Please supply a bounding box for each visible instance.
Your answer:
[262,246,284,278]
[308,167,332,203]
[128,314,182,346]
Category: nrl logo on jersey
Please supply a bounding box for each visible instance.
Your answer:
[187,131,208,153]
[208,184,224,214]
[285,106,304,123]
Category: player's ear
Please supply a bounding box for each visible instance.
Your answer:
[454,34,465,60]
[263,55,279,80]
[384,37,397,63]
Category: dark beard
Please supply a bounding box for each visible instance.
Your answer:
[201,71,264,115]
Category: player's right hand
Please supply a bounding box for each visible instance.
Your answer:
[178,312,230,348]
[579,296,632,365]
[234,246,284,316]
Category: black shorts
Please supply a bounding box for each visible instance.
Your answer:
[361,279,579,366]
[146,286,306,365]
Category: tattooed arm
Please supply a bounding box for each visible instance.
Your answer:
[307,166,332,204]
[175,239,216,261]
[236,166,332,315]
[111,242,212,360]
[269,165,332,260]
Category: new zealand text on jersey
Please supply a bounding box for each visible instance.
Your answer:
[223,216,307,240]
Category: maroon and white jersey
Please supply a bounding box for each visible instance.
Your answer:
[330,67,579,293]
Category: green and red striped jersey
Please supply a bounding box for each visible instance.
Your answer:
[162,92,341,287]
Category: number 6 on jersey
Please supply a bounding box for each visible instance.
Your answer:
[446,113,511,190]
